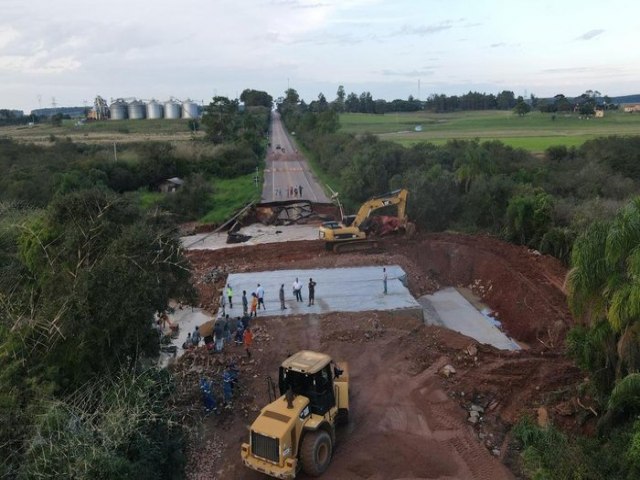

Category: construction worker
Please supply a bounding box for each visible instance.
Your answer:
[226,284,233,309]
[243,327,253,358]
[279,284,287,310]
[200,378,217,413]
[223,369,233,408]
[242,290,248,316]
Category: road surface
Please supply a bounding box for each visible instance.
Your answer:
[261,112,330,203]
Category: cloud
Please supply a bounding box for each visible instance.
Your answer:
[0,25,20,50]
[0,53,81,74]
[391,21,453,37]
[576,29,604,40]
[380,68,435,77]
[490,42,507,48]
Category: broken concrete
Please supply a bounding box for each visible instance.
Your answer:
[182,224,319,251]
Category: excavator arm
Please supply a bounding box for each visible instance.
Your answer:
[351,189,408,229]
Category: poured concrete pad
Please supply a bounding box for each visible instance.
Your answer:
[222,265,422,320]
[419,287,520,351]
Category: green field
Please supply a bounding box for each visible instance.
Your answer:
[0,118,202,144]
[339,110,640,152]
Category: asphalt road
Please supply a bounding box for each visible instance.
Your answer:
[261,112,330,203]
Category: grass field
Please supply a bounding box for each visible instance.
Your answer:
[200,173,262,224]
[339,110,640,152]
[0,118,203,145]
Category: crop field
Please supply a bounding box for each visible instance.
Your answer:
[0,118,203,145]
[339,110,640,152]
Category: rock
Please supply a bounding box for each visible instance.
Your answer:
[470,404,485,413]
[465,344,478,357]
[469,410,480,419]
[440,364,456,377]
[492,448,500,457]
[537,406,549,427]
[468,415,478,424]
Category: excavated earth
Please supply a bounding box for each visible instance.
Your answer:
[173,232,588,480]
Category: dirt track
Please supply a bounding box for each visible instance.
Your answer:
[177,233,583,480]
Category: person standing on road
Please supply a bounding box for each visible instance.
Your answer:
[383,267,388,295]
[191,326,201,347]
[226,284,233,309]
[279,284,287,310]
[250,293,258,317]
[308,278,317,306]
[294,187,298,197]
[256,283,265,310]
[299,185,303,197]
[293,277,303,302]
[242,290,248,316]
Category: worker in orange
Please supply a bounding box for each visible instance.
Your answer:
[250,292,258,318]
[243,327,253,358]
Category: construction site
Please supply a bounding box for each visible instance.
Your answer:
[160,191,581,480]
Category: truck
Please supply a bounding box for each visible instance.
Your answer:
[241,350,349,478]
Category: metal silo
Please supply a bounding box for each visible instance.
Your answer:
[164,100,182,119]
[128,100,146,120]
[109,100,128,120]
[182,100,199,119]
[146,100,164,119]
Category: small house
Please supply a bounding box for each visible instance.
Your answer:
[623,104,640,113]
[159,177,184,193]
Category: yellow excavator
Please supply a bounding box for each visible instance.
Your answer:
[241,350,349,479]
[318,188,414,252]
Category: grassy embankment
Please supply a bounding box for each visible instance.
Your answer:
[339,110,640,152]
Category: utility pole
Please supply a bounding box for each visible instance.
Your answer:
[113,142,118,162]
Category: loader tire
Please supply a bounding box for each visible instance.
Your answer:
[300,430,332,477]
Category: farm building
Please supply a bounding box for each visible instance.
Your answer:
[159,177,184,193]
[623,104,640,113]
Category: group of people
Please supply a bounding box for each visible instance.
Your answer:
[184,316,253,358]
[273,185,305,199]
[199,360,240,413]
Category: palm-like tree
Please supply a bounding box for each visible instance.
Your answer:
[568,197,640,417]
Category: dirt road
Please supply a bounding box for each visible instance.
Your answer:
[177,233,583,480]
[262,112,330,203]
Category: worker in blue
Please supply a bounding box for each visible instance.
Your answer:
[223,368,234,408]
[199,378,217,413]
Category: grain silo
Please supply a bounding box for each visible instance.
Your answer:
[182,100,199,119]
[146,100,164,119]
[109,100,128,120]
[128,100,146,120]
[164,100,182,119]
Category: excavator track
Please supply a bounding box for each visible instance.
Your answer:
[332,240,379,253]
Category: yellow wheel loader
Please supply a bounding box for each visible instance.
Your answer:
[241,350,349,479]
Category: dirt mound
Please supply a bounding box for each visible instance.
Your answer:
[179,231,582,479]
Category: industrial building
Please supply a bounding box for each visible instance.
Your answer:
[104,98,201,120]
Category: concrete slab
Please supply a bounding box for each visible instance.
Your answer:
[221,265,422,320]
[182,224,319,251]
[418,287,520,351]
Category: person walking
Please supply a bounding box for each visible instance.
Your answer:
[242,290,248,316]
[243,327,253,358]
[256,283,265,310]
[250,292,258,318]
[226,284,233,309]
[299,185,303,197]
[383,267,388,294]
[292,277,303,302]
[279,284,287,310]
[308,278,317,306]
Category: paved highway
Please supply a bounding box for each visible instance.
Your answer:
[261,112,330,203]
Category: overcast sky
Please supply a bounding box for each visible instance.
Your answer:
[1,0,638,111]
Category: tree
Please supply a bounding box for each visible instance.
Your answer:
[202,96,240,144]
[345,92,359,112]
[240,89,273,108]
[334,85,345,112]
[568,197,640,420]
[513,96,531,116]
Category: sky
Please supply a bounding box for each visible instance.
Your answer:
[1,0,639,112]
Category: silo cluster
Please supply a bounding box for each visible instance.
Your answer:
[108,98,200,120]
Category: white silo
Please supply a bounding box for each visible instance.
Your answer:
[164,100,182,119]
[109,100,128,120]
[182,100,199,119]
[128,100,146,120]
[146,100,164,119]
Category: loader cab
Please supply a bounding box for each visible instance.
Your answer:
[279,363,335,415]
